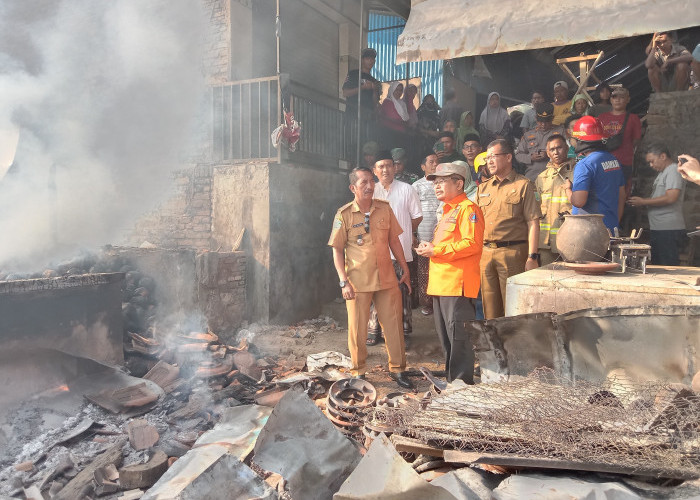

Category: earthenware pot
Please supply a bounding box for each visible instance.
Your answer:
[555,214,610,262]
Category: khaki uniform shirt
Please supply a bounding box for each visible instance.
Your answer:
[477,169,542,243]
[535,159,575,250]
[514,125,565,181]
[328,199,402,293]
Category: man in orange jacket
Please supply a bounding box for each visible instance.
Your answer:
[416,162,485,383]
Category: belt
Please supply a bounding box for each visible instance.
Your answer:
[484,240,527,249]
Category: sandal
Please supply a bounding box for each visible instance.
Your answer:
[366,333,382,346]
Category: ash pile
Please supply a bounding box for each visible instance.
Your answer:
[0,325,354,499]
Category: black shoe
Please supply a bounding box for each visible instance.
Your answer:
[391,371,414,389]
[366,333,382,346]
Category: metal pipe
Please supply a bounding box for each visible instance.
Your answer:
[356,0,364,167]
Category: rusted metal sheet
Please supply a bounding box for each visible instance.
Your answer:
[468,305,700,384]
[397,0,700,63]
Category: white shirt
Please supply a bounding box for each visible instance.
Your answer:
[411,177,440,243]
[374,179,422,262]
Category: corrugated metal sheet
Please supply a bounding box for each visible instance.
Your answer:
[368,12,443,105]
[396,0,700,63]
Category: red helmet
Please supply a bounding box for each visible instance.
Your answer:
[571,115,608,142]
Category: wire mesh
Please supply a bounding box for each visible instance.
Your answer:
[368,368,700,478]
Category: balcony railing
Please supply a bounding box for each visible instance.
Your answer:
[212,75,356,165]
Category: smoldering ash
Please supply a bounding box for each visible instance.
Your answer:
[0,0,207,271]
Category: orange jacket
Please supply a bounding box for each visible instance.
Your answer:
[427,193,484,298]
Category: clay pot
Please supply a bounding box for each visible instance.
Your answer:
[555,214,609,262]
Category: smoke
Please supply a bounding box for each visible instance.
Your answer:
[0,0,207,270]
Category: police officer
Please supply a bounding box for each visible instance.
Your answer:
[515,103,565,182]
[478,139,542,320]
[535,134,575,265]
[328,167,414,389]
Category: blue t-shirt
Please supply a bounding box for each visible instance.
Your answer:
[571,150,625,230]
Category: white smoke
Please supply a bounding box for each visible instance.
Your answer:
[0,0,207,270]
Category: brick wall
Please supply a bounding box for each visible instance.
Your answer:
[129,165,213,250]
[638,91,700,234]
[636,91,700,265]
[197,251,246,332]
[201,0,231,83]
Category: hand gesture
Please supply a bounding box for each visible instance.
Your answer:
[399,272,412,295]
[677,155,700,185]
[341,282,355,301]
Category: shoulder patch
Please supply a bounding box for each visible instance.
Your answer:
[535,192,541,202]
[469,212,478,223]
[333,217,343,230]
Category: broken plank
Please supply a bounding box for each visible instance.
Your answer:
[178,332,219,343]
[119,451,168,489]
[442,450,699,480]
[143,361,180,390]
[54,437,127,500]
[86,383,159,414]
[119,489,144,500]
[390,435,445,458]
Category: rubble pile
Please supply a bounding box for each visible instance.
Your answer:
[0,316,361,499]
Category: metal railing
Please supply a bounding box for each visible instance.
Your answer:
[211,75,355,165]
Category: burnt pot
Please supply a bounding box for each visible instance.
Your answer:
[555,214,609,262]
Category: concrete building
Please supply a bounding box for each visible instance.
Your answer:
[130,0,408,324]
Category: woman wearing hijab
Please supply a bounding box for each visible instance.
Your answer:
[478,92,511,145]
[456,111,480,151]
[403,84,419,129]
[379,81,410,149]
[417,94,441,153]
[570,94,590,116]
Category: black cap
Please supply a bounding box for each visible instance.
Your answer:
[361,48,377,59]
[462,133,481,145]
[535,102,555,121]
[374,149,393,162]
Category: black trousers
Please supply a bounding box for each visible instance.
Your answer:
[650,229,685,266]
[433,296,476,384]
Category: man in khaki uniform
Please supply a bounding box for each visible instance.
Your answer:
[329,167,413,389]
[478,139,542,319]
[535,134,575,265]
[515,103,565,182]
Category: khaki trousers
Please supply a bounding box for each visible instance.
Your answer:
[480,243,527,320]
[347,286,406,376]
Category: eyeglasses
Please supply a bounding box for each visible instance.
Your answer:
[432,176,459,185]
[463,144,481,150]
[485,153,508,161]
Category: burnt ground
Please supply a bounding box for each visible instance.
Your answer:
[252,299,451,397]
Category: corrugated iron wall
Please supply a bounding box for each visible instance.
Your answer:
[367,12,443,105]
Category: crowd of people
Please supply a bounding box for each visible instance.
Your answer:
[332,34,699,388]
